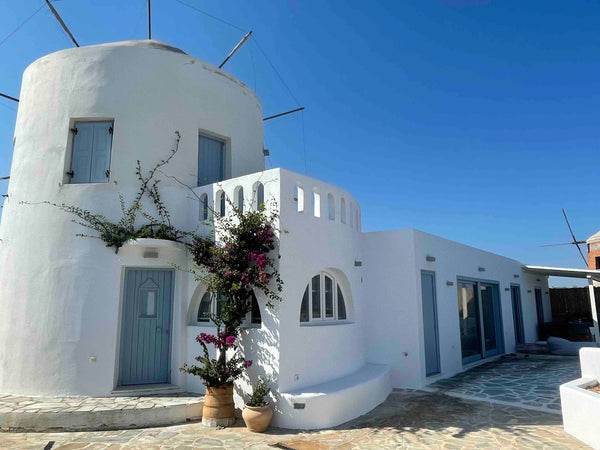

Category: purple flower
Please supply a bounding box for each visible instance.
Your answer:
[244,360,252,368]
[225,335,236,346]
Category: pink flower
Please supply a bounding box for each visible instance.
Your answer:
[225,335,236,346]
[240,271,249,283]
[259,272,268,283]
[197,333,216,345]
[225,271,232,278]
[244,360,252,368]
[255,253,267,269]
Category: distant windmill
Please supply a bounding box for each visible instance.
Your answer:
[541,208,588,266]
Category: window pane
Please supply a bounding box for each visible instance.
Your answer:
[216,293,227,318]
[337,285,347,320]
[219,192,226,217]
[198,135,224,186]
[140,289,157,317]
[237,187,244,212]
[325,276,334,318]
[311,275,321,318]
[256,183,264,210]
[250,292,261,324]
[200,194,208,221]
[197,292,211,322]
[300,286,309,322]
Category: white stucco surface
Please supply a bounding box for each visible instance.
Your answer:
[0,40,553,430]
[560,348,600,449]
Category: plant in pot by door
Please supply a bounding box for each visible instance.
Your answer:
[181,199,283,427]
[243,377,273,432]
[181,330,252,427]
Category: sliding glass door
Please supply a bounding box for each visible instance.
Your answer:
[457,279,504,364]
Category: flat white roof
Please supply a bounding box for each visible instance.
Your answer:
[523,265,600,281]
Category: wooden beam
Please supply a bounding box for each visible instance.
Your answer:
[45,0,79,47]
[0,93,18,103]
[263,107,304,121]
[219,30,252,69]
[148,0,152,39]
[0,176,9,181]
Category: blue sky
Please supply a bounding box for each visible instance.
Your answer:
[1,0,599,285]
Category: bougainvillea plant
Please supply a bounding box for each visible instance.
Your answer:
[180,197,283,388]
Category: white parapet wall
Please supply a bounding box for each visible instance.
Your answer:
[560,347,600,449]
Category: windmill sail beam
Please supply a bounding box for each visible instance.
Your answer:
[218,30,252,69]
[45,0,79,47]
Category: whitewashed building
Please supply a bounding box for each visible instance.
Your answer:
[0,41,552,429]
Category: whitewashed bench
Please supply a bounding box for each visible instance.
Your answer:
[278,363,391,429]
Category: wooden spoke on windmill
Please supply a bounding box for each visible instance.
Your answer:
[562,208,588,266]
[0,93,18,103]
[45,0,79,47]
[219,30,252,69]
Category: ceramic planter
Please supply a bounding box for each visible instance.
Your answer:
[203,384,236,427]
[242,403,273,432]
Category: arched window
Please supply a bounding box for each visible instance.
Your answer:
[299,272,348,323]
[197,290,261,325]
[355,208,360,231]
[199,193,209,221]
[217,191,226,217]
[327,193,335,220]
[235,186,244,212]
[294,185,304,212]
[340,198,346,224]
[313,191,321,218]
[254,182,264,211]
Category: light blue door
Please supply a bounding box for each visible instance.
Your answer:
[119,269,173,386]
[421,271,440,376]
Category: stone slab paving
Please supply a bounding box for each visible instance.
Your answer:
[0,393,204,431]
[0,390,587,449]
[429,355,580,414]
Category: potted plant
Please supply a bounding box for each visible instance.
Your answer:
[181,199,283,427]
[242,377,273,432]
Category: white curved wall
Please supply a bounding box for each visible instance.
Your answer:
[0,40,264,395]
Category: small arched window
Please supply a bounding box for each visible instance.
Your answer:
[313,191,321,218]
[235,186,244,212]
[294,185,304,212]
[254,182,264,211]
[200,193,209,221]
[197,291,261,325]
[327,193,335,220]
[217,191,226,217]
[340,198,346,224]
[300,272,348,323]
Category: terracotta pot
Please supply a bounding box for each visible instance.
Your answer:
[242,403,273,432]
[203,384,236,427]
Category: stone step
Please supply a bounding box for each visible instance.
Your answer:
[0,393,204,432]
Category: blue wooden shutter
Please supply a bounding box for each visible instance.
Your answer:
[198,135,224,186]
[70,121,112,183]
[70,123,95,183]
[90,122,113,182]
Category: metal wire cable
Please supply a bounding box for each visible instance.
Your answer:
[250,35,301,107]
[173,0,245,32]
[0,2,46,47]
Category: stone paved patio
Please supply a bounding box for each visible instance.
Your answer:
[0,390,587,449]
[429,355,580,414]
